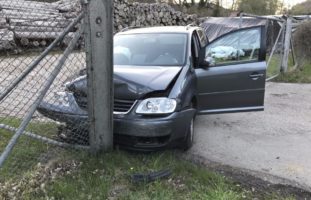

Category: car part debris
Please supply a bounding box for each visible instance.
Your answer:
[131,169,172,183]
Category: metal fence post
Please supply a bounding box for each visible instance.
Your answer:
[85,0,114,153]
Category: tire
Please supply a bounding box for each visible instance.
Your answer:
[182,115,195,151]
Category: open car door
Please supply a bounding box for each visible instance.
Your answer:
[196,26,267,114]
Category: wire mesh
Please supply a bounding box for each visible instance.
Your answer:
[266,20,285,80]
[0,0,90,197]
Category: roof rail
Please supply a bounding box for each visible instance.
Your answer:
[120,26,143,32]
[186,23,197,30]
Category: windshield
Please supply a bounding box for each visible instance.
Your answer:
[114,33,187,66]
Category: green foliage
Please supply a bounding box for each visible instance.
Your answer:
[237,0,281,15]
[290,0,311,15]
[267,54,311,83]
[293,21,311,68]
[274,62,311,83]
[199,0,209,7]
[213,0,221,17]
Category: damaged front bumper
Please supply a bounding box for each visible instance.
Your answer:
[37,92,196,151]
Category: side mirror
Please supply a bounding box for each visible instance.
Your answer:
[201,56,215,68]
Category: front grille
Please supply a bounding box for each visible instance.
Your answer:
[73,93,135,114]
[114,99,136,113]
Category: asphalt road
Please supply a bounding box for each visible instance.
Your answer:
[188,82,311,191]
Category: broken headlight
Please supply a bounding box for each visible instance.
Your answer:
[136,98,177,114]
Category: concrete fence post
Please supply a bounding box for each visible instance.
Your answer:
[281,17,292,72]
[85,0,114,153]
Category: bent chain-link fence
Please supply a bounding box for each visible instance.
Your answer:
[265,19,286,81]
[238,14,302,81]
[0,0,198,197]
[0,0,90,197]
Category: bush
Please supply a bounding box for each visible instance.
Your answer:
[293,21,311,68]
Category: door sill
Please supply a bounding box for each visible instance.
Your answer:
[198,106,264,115]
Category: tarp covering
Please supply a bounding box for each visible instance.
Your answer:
[200,17,267,42]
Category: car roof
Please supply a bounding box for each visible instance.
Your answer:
[116,26,199,35]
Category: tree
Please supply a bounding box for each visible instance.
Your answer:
[199,0,208,7]
[231,0,237,10]
[293,21,311,68]
[291,0,311,15]
[213,0,221,16]
[237,0,281,15]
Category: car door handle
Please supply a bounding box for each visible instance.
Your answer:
[249,73,264,79]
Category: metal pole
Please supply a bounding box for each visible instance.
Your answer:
[290,37,298,71]
[85,0,114,153]
[0,12,84,102]
[0,24,83,167]
[240,13,285,22]
[238,13,243,60]
[0,124,90,150]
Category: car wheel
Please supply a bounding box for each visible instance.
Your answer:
[182,115,195,151]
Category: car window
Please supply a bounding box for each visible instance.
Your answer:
[205,27,261,65]
[114,33,187,66]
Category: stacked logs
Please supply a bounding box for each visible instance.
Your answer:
[0,0,80,52]
[114,0,197,32]
[0,0,197,52]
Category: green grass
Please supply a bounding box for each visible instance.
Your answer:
[43,152,246,200]
[274,62,311,83]
[267,54,283,77]
[0,118,59,180]
[267,54,311,83]
[0,120,295,200]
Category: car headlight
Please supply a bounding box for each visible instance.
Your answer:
[54,92,70,107]
[136,98,177,114]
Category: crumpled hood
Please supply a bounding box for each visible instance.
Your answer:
[66,65,182,100]
[114,65,182,99]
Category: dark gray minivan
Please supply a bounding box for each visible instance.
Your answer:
[38,25,266,151]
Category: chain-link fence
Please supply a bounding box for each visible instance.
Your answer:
[265,18,286,80]
[0,0,92,197]
[0,0,197,197]
[0,0,309,198]
[237,14,305,81]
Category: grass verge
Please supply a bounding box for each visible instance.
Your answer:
[0,120,295,200]
[267,55,311,83]
[274,62,311,83]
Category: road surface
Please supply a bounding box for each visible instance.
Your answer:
[188,82,311,192]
